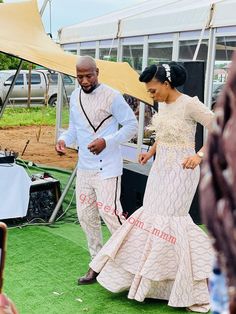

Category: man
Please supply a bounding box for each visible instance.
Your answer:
[56,56,138,285]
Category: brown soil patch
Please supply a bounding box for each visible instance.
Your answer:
[0,126,77,170]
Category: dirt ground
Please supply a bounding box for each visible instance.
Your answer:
[0,126,77,170]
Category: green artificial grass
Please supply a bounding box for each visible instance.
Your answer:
[4,224,187,314]
[2,162,202,314]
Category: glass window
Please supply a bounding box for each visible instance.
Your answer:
[122,45,143,72]
[179,39,208,61]
[80,49,96,58]
[148,42,173,65]
[63,75,74,85]
[47,73,74,85]
[123,94,154,145]
[99,48,117,61]
[48,73,58,85]
[123,95,140,144]
[26,73,41,85]
[122,44,155,145]
[212,36,236,110]
[67,50,77,55]
[7,74,24,86]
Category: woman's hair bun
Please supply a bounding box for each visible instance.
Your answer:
[139,61,187,88]
[168,61,187,87]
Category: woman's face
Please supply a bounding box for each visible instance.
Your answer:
[146,79,170,102]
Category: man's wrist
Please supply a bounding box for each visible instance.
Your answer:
[101,138,106,147]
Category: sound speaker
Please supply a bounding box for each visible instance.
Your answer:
[121,61,205,224]
[178,61,205,152]
[26,177,62,222]
[178,61,205,224]
[121,163,150,216]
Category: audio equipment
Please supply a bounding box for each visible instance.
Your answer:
[26,175,62,222]
[0,149,18,164]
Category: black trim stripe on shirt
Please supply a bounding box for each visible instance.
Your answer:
[114,177,122,225]
[79,89,112,133]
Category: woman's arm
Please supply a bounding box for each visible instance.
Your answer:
[138,141,157,165]
[182,97,215,170]
[147,141,158,157]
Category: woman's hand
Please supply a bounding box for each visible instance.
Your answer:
[182,154,202,170]
[138,152,152,165]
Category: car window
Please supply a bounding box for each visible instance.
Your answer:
[48,73,58,85]
[63,75,74,85]
[47,73,74,85]
[7,74,24,86]
[26,73,41,85]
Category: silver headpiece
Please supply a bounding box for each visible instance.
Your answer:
[162,64,171,82]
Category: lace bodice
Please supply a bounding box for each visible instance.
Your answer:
[150,94,214,147]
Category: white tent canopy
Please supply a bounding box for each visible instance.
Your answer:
[59,0,236,44]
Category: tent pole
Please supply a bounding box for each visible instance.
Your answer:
[40,0,50,15]
[0,59,24,118]
[136,35,148,158]
[205,28,216,110]
[50,73,76,224]
[55,73,63,143]
[49,165,77,223]
[192,4,215,61]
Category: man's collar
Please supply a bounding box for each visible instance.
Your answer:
[81,83,101,95]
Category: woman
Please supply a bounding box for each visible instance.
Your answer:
[90,62,215,312]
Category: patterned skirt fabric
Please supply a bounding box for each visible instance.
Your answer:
[90,144,214,309]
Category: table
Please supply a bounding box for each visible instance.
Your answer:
[0,163,31,219]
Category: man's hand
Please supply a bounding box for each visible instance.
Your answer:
[88,138,106,155]
[55,140,66,155]
[182,154,202,170]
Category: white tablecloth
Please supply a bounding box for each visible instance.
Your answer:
[0,163,31,219]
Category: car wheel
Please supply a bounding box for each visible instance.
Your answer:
[48,95,57,107]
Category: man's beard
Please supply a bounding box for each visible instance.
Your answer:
[81,84,99,94]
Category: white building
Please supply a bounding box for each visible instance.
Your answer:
[58,0,236,160]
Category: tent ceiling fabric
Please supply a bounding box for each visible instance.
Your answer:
[59,0,236,43]
[0,0,151,105]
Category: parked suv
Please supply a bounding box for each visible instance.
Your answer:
[0,69,75,107]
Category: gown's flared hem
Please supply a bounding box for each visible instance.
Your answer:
[90,207,214,311]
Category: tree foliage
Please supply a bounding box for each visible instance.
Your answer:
[0,1,35,70]
[0,53,31,70]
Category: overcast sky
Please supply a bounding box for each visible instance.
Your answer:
[4,0,145,37]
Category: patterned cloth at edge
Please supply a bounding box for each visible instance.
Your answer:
[200,52,236,313]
